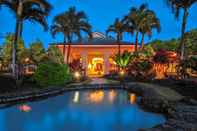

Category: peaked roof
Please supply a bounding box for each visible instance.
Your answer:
[51,32,134,45]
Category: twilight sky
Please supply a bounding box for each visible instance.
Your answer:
[0,0,196,48]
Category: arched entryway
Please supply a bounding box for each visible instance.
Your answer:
[87,55,104,77]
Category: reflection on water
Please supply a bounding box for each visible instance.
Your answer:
[129,93,137,104]
[73,91,79,103]
[73,90,137,104]
[108,90,117,103]
[87,90,104,103]
[0,89,165,131]
[18,105,32,112]
[72,90,136,104]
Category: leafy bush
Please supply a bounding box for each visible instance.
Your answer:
[190,56,197,71]
[33,62,72,87]
[113,51,133,69]
[153,50,170,64]
[177,56,197,78]
[47,46,64,64]
[128,60,155,81]
[29,40,46,65]
[138,45,155,59]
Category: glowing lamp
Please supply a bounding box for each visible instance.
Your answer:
[25,58,29,63]
[74,71,81,80]
[172,52,177,57]
[119,70,125,77]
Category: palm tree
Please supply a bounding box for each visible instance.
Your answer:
[124,4,148,52]
[166,0,197,60]
[106,18,126,56]
[0,0,52,78]
[51,7,92,64]
[139,9,161,50]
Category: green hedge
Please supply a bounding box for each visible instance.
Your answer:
[33,63,72,87]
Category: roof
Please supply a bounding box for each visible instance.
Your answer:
[50,32,134,45]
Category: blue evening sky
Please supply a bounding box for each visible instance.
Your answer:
[0,0,196,48]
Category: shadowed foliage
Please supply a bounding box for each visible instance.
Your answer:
[165,0,197,59]
[0,0,52,78]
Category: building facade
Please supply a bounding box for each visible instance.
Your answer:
[55,32,135,77]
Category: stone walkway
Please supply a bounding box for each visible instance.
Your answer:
[89,78,107,84]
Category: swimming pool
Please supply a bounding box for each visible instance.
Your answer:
[0,89,165,131]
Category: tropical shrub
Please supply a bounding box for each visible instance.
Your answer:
[148,39,178,52]
[1,34,25,67]
[113,51,133,70]
[33,62,71,87]
[29,40,46,65]
[69,59,84,72]
[177,56,197,78]
[47,46,64,64]
[140,45,155,58]
[153,50,170,64]
[190,56,197,71]
[128,60,155,81]
[184,29,197,55]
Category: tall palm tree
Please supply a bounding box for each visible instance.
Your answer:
[124,4,148,52]
[106,18,126,56]
[166,0,197,60]
[140,9,161,50]
[0,0,52,78]
[51,7,92,64]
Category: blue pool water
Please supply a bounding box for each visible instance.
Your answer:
[0,89,165,131]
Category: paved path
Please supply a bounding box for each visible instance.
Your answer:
[90,78,107,84]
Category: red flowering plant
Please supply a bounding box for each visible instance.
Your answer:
[69,59,84,71]
[153,49,170,64]
[127,59,155,81]
[69,59,85,79]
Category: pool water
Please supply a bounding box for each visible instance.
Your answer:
[0,89,165,131]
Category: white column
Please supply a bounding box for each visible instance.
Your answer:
[81,52,88,75]
[104,53,110,75]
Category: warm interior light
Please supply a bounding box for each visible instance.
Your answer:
[88,57,104,76]
[92,57,104,62]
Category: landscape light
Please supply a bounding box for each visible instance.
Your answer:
[119,70,125,77]
[74,71,81,80]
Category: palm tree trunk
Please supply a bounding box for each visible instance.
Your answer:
[13,19,22,78]
[135,31,139,52]
[141,33,145,50]
[117,34,121,56]
[63,37,66,63]
[67,44,71,64]
[118,44,121,55]
[66,38,72,64]
[19,22,23,37]
[180,8,188,60]
[117,34,121,72]
[12,1,23,79]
